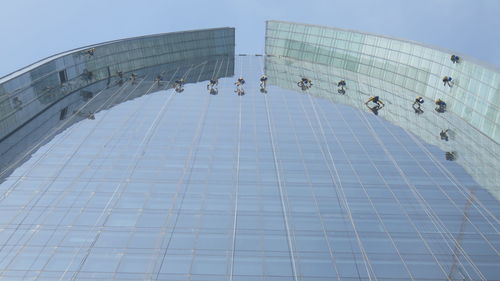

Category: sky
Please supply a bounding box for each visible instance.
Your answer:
[0,0,499,77]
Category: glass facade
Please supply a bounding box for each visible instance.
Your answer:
[265,21,500,142]
[0,24,498,281]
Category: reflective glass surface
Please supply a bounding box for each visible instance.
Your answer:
[0,55,498,281]
[266,21,500,142]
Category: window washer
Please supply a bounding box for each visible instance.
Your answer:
[174,78,185,92]
[260,74,268,88]
[337,80,346,94]
[83,48,95,57]
[435,99,447,113]
[297,77,312,89]
[442,76,453,87]
[365,96,384,107]
[235,77,245,88]
[207,79,218,89]
[155,75,162,86]
[174,78,184,87]
[440,129,449,141]
[365,96,384,115]
[116,71,124,85]
[130,73,137,83]
[412,96,424,114]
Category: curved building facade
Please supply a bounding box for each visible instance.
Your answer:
[0,23,498,281]
[265,21,500,201]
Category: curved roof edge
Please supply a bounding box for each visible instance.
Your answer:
[267,20,500,73]
[0,27,235,84]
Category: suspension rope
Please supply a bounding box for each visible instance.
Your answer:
[276,64,342,281]
[303,94,377,281]
[151,61,215,281]
[228,60,243,281]
[259,56,300,281]
[289,58,377,280]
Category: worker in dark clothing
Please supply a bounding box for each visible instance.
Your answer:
[365,96,384,115]
[130,73,137,84]
[435,99,447,113]
[83,48,95,57]
[116,71,124,86]
[412,96,424,114]
[207,79,218,89]
[155,75,162,86]
[260,74,268,88]
[174,79,185,93]
[442,76,453,87]
[297,77,312,89]
[337,80,346,94]
[235,78,245,91]
[115,71,123,84]
[365,96,384,107]
[174,78,184,87]
[451,55,460,63]
[440,129,449,141]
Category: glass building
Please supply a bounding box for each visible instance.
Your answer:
[0,22,498,281]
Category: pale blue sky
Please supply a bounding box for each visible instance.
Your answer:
[1,0,499,77]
